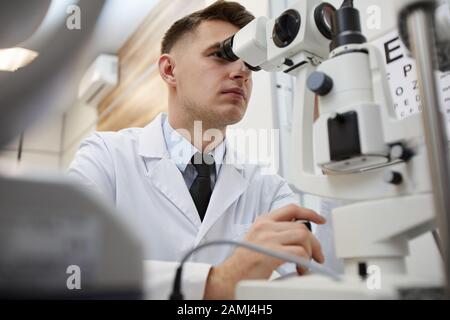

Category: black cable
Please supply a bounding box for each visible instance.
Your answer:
[17,131,24,163]
[169,240,340,300]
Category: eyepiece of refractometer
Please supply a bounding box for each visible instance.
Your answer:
[307,71,333,96]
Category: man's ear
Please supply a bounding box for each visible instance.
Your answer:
[158,54,177,87]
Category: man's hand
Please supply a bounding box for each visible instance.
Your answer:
[203,204,326,299]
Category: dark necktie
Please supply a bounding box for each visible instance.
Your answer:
[189,153,215,221]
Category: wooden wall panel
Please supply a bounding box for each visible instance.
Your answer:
[97,0,205,131]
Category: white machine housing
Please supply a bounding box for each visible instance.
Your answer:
[231,0,330,72]
[225,0,447,299]
[313,47,389,173]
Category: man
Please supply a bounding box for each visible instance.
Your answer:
[68,0,325,299]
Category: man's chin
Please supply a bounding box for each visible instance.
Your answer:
[218,103,246,125]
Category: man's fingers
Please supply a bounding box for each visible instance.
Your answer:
[283,246,312,276]
[285,246,311,276]
[284,245,310,259]
[270,204,326,225]
[269,221,312,232]
[310,234,325,264]
[276,230,312,257]
[275,228,324,264]
[296,266,309,276]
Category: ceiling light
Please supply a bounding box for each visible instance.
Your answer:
[0,47,39,72]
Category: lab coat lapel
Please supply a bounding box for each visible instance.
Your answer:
[147,159,201,229]
[138,113,201,229]
[195,148,249,244]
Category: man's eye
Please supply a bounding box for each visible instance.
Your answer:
[210,51,226,60]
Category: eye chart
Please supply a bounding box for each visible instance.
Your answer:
[372,30,450,140]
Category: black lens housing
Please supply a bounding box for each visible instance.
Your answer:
[218,35,261,71]
[272,9,301,48]
[330,6,367,51]
[314,2,336,40]
[219,36,239,62]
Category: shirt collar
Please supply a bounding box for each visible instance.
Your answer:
[162,113,225,176]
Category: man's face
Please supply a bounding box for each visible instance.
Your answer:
[171,19,253,127]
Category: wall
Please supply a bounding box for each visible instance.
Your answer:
[96,0,205,132]
[0,112,63,171]
[61,102,98,169]
[61,0,164,168]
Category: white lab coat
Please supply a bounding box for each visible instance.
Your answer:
[68,113,298,299]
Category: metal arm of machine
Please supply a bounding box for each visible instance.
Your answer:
[401,0,450,299]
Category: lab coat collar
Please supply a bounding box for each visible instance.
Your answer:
[139,113,200,228]
[147,159,203,229]
[138,113,248,232]
[161,113,225,177]
[138,112,242,171]
[138,113,169,159]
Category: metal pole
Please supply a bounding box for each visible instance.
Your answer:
[407,6,450,299]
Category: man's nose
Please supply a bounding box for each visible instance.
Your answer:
[229,59,251,80]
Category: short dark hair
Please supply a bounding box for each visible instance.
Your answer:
[161,0,254,54]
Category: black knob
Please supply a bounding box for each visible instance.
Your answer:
[390,144,414,162]
[384,171,403,185]
[358,262,368,280]
[273,9,301,48]
[307,71,333,96]
[330,112,345,123]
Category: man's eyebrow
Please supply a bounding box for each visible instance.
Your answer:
[204,42,221,52]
